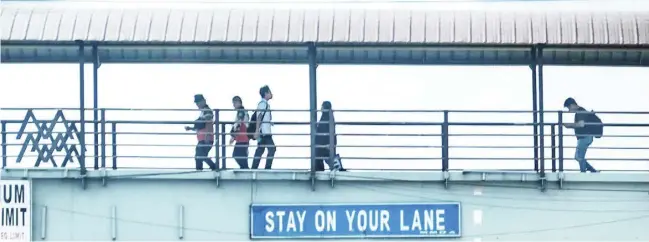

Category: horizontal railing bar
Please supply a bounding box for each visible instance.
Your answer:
[449,133,649,138]
[95,132,441,137]
[66,144,442,148]
[4,131,649,138]
[7,167,640,173]
[4,120,649,128]
[5,155,646,161]
[4,119,649,127]
[5,143,649,150]
[2,167,645,173]
[107,120,449,126]
[3,107,649,115]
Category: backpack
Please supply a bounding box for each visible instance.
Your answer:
[247,102,269,140]
[589,111,603,138]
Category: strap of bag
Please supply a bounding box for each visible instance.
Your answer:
[257,101,270,130]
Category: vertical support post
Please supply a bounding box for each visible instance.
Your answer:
[220,124,226,169]
[537,45,546,180]
[178,205,184,240]
[92,44,100,170]
[307,43,318,191]
[40,206,47,240]
[328,109,335,168]
[111,206,117,240]
[441,111,449,171]
[214,109,220,170]
[100,109,106,168]
[111,123,117,170]
[1,121,6,169]
[530,47,539,172]
[551,124,556,172]
[76,40,87,175]
[558,111,564,172]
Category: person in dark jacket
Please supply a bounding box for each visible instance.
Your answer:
[185,94,217,170]
[563,97,598,173]
[314,101,343,171]
[229,96,250,169]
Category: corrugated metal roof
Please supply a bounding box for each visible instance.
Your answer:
[1,3,648,65]
[2,5,649,45]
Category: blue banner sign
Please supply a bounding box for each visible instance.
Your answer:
[250,203,461,239]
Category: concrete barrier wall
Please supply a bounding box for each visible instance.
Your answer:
[26,176,649,241]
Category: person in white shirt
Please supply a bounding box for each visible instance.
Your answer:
[251,85,276,169]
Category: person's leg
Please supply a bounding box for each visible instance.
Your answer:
[244,143,250,168]
[581,137,596,172]
[325,148,338,170]
[314,148,326,171]
[251,137,267,169]
[233,142,249,169]
[264,135,276,169]
[575,137,595,172]
[198,141,217,170]
[195,142,204,170]
[202,141,217,170]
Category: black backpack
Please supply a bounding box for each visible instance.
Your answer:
[247,102,269,140]
[589,111,603,138]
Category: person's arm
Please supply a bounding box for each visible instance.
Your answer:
[185,113,200,131]
[232,110,247,139]
[563,114,586,129]
[229,112,238,144]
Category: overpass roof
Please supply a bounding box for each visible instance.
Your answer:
[1,2,649,65]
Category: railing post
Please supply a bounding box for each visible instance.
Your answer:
[1,121,6,169]
[214,109,220,170]
[551,124,556,172]
[100,109,106,168]
[530,46,539,172]
[76,40,87,175]
[92,44,100,170]
[328,110,335,169]
[537,45,546,179]
[93,117,99,170]
[307,42,318,191]
[442,111,449,171]
[558,111,564,172]
[111,122,117,170]
[220,124,227,169]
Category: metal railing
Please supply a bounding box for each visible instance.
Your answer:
[1,108,648,173]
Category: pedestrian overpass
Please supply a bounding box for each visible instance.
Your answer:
[1,1,649,241]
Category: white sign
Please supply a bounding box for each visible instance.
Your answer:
[0,180,31,242]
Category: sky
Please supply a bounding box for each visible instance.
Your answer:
[0,64,648,172]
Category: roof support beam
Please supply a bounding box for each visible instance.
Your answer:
[76,40,88,178]
[308,43,318,191]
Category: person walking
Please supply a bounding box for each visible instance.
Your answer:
[251,85,276,169]
[563,97,600,173]
[230,96,250,169]
[185,94,217,170]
